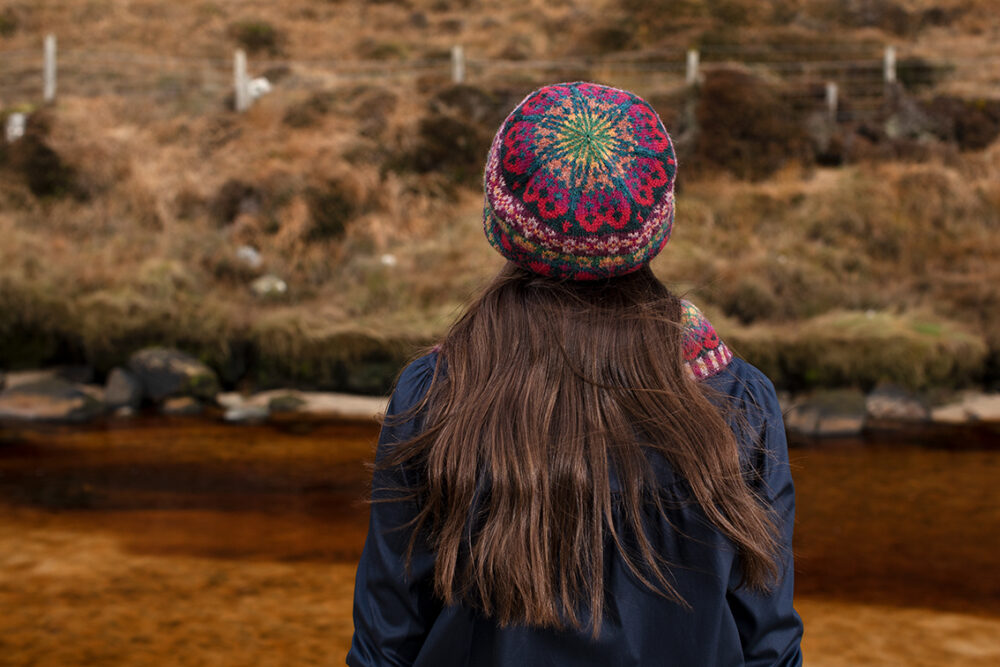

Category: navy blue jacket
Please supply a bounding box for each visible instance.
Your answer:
[348,351,803,666]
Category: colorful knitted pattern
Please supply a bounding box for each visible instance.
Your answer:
[680,300,733,381]
[484,82,677,280]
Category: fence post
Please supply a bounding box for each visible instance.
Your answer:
[43,33,57,103]
[234,49,250,112]
[883,45,896,85]
[451,45,465,84]
[825,81,838,121]
[686,49,700,86]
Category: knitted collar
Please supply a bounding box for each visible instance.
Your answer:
[680,299,732,381]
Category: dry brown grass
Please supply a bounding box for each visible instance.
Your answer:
[1,1,999,390]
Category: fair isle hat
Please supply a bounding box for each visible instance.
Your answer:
[483,81,677,280]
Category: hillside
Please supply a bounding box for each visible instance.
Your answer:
[1,0,1000,393]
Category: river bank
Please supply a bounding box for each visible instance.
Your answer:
[3,346,1000,443]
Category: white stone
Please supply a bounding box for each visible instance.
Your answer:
[250,274,287,298]
[236,245,262,269]
[248,77,272,100]
[5,112,26,143]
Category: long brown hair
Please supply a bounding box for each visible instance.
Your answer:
[377,262,780,635]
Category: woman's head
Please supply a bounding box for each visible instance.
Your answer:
[483,81,677,280]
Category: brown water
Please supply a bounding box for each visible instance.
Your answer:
[0,418,998,666]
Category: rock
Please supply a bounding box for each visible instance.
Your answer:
[932,393,1000,424]
[128,347,220,403]
[104,367,143,410]
[78,384,106,404]
[215,391,245,409]
[3,366,95,389]
[3,369,58,389]
[0,377,105,422]
[783,389,867,439]
[268,393,307,413]
[293,391,388,421]
[931,402,969,424]
[215,388,386,421]
[160,396,203,416]
[235,245,262,270]
[963,394,1000,421]
[250,273,287,299]
[223,404,270,423]
[865,384,930,422]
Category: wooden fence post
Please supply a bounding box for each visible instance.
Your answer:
[825,81,838,121]
[451,45,465,84]
[686,49,700,86]
[234,49,250,112]
[883,45,897,85]
[43,33,57,103]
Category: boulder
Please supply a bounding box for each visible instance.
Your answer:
[964,394,1000,422]
[78,384,106,404]
[0,377,105,422]
[932,393,1000,424]
[291,391,387,421]
[214,388,386,422]
[931,402,969,424]
[3,366,95,389]
[128,348,220,403]
[865,384,930,422]
[223,404,270,423]
[104,367,143,410]
[215,391,246,410]
[267,393,307,414]
[784,389,867,439]
[160,396,203,416]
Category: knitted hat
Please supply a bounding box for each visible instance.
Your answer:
[483,81,677,280]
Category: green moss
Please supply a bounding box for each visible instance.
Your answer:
[727,311,988,392]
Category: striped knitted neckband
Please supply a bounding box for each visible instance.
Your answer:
[680,299,732,381]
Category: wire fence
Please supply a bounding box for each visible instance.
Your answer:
[2,38,999,122]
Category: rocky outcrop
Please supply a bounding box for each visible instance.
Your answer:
[128,348,220,403]
[931,393,1000,424]
[0,376,105,422]
[865,384,930,423]
[104,367,143,410]
[216,389,387,423]
[784,389,867,439]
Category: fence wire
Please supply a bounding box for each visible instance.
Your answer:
[2,44,999,121]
